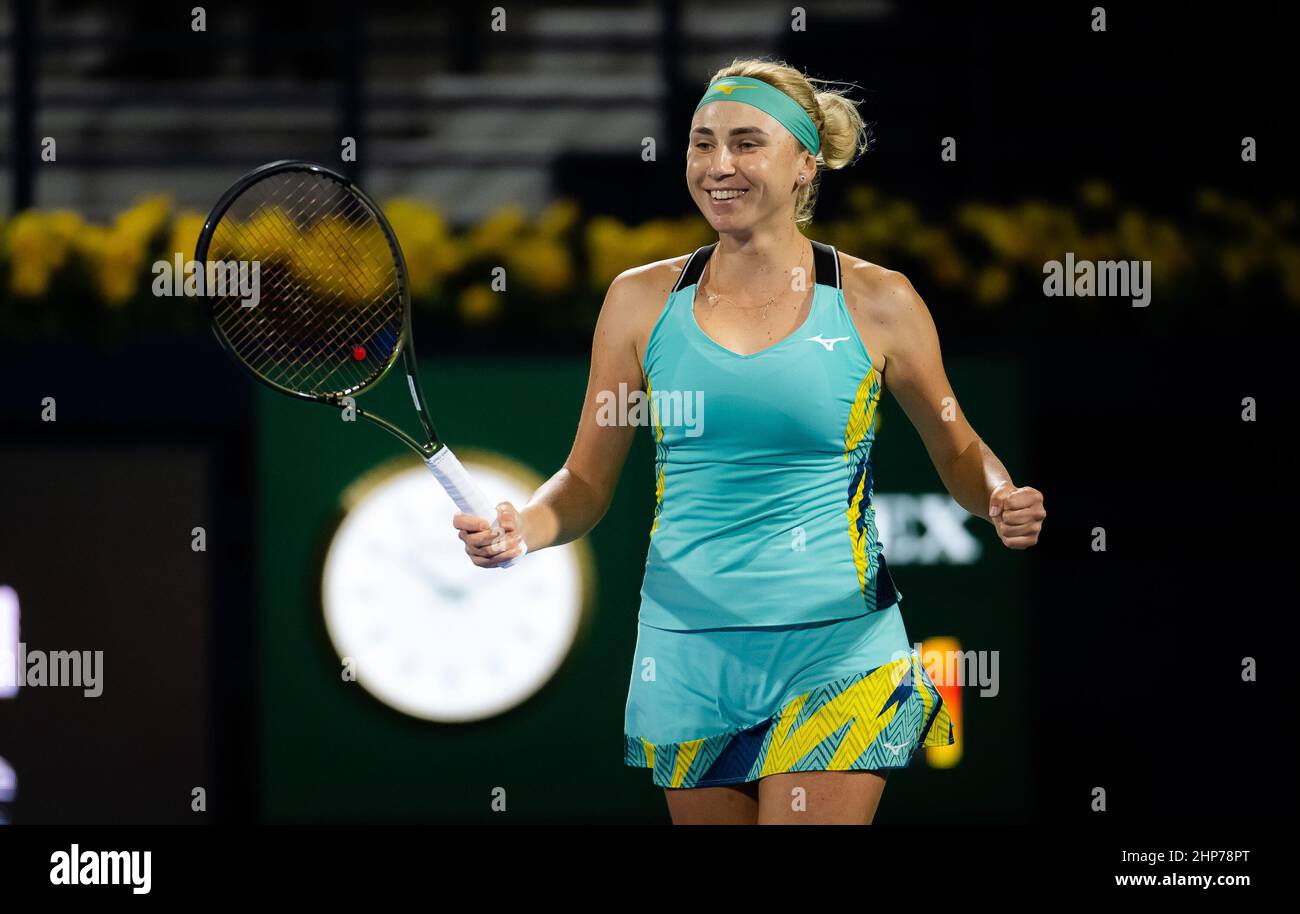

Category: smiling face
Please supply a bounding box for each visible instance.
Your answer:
[688,100,813,232]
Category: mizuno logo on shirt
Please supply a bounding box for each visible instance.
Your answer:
[806,334,850,351]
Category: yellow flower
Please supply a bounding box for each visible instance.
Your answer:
[957,204,1033,261]
[459,284,502,324]
[848,186,879,213]
[291,219,394,305]
[902,225,940,257]
[384,198,459,298]
[1079,180,1114,209]
[113,195,171,245]
[929,248,969,287]
[98,224,150,306]
[629,220,679,269]
[468,204,526,258]
[43,210,85,265]
[1147,220,1192,282]
[861,209,893,247]
[229,207,299,263]
[584,215,713,289]
[536,198,579,238]
[584,216,636,287]
[884,199,920,232]
[9,263,50,297]
[98,264,138,306]
[820,224,856,257]
[974,265,1011,304]
[584,220,613,281]
[506,237,573,294]
[1276,244,1300,304]
[1117,210,1191,284]
[168,211,207,264]
[6,212,57,296]
[1194,189,1224,214]
[1219,247,1250,285]
[1116,209,1150,258]
[74,223,108,260]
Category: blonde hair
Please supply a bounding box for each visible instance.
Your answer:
[703,58,872,228]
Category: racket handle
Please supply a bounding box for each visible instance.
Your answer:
[425,446,525,569]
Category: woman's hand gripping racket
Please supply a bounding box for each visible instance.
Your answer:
[198,160,524,567]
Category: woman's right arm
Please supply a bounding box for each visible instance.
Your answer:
[454,267,653,565]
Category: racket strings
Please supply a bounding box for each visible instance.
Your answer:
[213,179,352,377]
[275,192,402,392]
[219,180,381,389]
[215,196,327,376]
[278,191,400,388]
[208,170,405,397]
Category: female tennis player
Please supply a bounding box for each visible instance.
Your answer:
[453,59,1045,825]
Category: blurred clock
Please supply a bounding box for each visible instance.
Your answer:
[320,449,594,722]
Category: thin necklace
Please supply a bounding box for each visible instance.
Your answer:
[699,244,810,322]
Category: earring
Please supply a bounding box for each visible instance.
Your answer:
[799,175,807,183]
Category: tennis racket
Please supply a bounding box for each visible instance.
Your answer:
[197,159,522,567]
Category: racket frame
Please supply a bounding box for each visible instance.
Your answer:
[198,159,523,567]
[196,159,443,459]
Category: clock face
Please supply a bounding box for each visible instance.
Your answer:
[321,451,592,723]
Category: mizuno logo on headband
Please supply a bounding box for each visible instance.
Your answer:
[695,77,820,157]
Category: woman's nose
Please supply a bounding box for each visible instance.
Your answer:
[707,148,736,175]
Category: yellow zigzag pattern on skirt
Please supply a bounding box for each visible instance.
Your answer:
[625,653,954,789]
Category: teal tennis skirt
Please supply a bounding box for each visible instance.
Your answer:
[623,604,954,789]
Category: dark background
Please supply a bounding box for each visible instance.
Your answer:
[0,0,1293,824]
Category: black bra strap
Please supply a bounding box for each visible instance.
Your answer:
[672,243,717,293]
[673,239,841,292]
[810,239,842,290]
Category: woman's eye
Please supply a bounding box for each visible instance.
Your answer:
[739,141,757,149]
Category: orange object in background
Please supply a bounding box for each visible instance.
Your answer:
[920,636,962,768]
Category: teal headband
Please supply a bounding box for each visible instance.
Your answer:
[694,77,821,157]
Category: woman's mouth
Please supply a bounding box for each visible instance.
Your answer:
[709,189,748,202]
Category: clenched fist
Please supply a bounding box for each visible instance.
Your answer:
[989,484,1045,549]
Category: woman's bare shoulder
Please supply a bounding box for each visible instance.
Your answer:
[601,253,694,364]
[613,253,693,304]
[837,251,910,306]
[835,251,930,373]
[836,251,924,330]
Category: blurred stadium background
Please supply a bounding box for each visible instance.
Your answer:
[0,0,1291,824]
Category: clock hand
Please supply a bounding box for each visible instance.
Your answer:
[399,547,469,601]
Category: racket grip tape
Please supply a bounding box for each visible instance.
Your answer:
[425,446,526,569]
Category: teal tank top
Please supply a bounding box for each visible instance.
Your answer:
[638,240,902,630]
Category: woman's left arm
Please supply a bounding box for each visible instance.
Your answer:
[852,266,1045,549]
